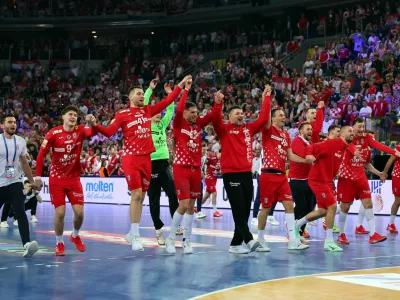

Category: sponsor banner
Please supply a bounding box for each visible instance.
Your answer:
[38,178,398,215]
[11,60,36,72]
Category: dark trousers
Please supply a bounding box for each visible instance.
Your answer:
[147,159,179,230]
[289,179,315,234]
[196,180,203,212]
[223,172,254,246]
[0,182,31,245]
[253,174,277,218]
[1,196,38,221]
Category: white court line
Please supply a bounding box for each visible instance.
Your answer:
[15,266,26,268]
[353,255,400,260]
[71,260,82,262]
[53,262,64,264]
[0,267,8,270]
[124,256,135,258]
[90,259,101,261]
[107,257,117,260]
[34,264,45,266]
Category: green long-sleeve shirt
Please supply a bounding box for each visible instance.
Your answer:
[144,88,174,161]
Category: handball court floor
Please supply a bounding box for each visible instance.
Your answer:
[0,203,399,300]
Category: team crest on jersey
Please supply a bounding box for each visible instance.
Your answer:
[73,133,77,139]
[322,193,326,198]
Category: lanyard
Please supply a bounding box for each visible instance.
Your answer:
[2,134,17,165]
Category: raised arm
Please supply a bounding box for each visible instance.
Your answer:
[311,101,325,143]
[172,88,189,129]
[249,85,272,133]
[35,131,53,177]
[144,79,158,105]
[160,82,175,128]
[211,91,225,137]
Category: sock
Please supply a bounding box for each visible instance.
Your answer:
[390,215,396,225]
[285,213,296,241]
[156,229,162,235]
[130,223,139,236]
[326,229,334,242]
[72,229,79,238]
[336,205,341,215]
[213,205,217,212]
[358,205,366,227]
[365,208,375,236]
[169,212,184,240]
[296,216,308,229]
[338,211,347,234]
[56,235,64,244]
[183,213,194,240]
[258,229,265,240]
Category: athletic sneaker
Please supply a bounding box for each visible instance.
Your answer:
[182,239,193,254]
[156,233,166,245]
[302,230,310,239]
[255,239,271,252]
[333,224,340,233]
[229,245,250,254]
[355,225,369,234]
[0,221,9,228]
[267,216,279,226]
[31,215,38,223]
[176,226,184,235]
[251,218,258,227]
[213,211,223,218]
[387,224,398,233]
[165,238,176,254]
[324,241,343,252]
[23,241,38,258]
[369,232,387,244]
[247,240,261,252]
[337,233,350,244]
[131,235,144,251]
[13,220,18,226]
[70,235,86,252]
[124,233,133,244]
[196,212,206,219]
[288,240,309,250]
[55,242,66,256]
[300,236,310,245]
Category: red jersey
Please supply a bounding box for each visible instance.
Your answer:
[95,86,182,157]
[392,145,400,178]
[205,153,220,179]
[261,125,291,173]
[212,96,271,174]
[289,136,311,179]
[374,100,388,117]
[311,107,324,143]
[36,125,95,179]
[173,90,213,167]
[107,154,119,175]
[306,138,352,183]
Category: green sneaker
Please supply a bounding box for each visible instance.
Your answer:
[333,224,340,233]
[294,222,301,240]
[324,241,343,252]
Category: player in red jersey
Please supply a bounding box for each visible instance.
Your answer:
[296,126,357,252]
[202,149,222,217]
[164,79,216,254]
[336,118,400,245]
[106,145,120,176]
[383,144,400,233]
[305,101,325,143]
[36,106,97,256]
[257,109,311,252]
[91,75,192,251]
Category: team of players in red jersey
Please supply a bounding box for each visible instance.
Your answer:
[34,76,400,255]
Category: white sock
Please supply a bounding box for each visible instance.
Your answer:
[338,211,347,234]
[258,229,265,240]
[390,215,396,225]
[285,213,296,241]
[56,235,64,244]
[213,204,217,212]
[326,229,334,242]
[72,229,79,238]
[358,205,366,227]
[296,216,308,229]
[130,223,139,236]
[336,205,341,215]
[365,208,375,236]
[183,213,194,240]
[169,212,184,240]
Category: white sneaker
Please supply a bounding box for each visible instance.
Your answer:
[196,212,206,219]
[267,216,280,226]
[156,233,166,246]
[13,220,18,226]
[23,241,38,258]
[247,240,261,252]
[31,216,38,223]
[288,239,309,250]
[131,235,144,251]
[165,237,176,254]
[229,245,250,254]
[255,239,271,252]
[124,232,133,244]
[0,221,9,228]
[182,239,193,254]
[176,226,184,235]
[300,236,310,245]
[251,218,258,227]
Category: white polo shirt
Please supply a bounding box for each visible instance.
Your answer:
[0,134,27,187]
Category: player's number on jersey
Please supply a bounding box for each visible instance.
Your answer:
[66,144,73,153]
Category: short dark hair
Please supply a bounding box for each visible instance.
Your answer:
[352,117,365,126]
[328,124,340,133]
[305,108,316,114]
[185,102,197,110]
[271,109,283,117]
[62,105,79,116]
[299,121,311,131]
[128,85,143,95]
[229,105,241,114]
[1,114,16,124]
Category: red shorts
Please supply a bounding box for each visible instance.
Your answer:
[205,177,217,193]
[173,165,202,200]
[393,176,400,197]
[337,178,371,203]
[122,154,151,192]
[308,180,336,210]
[260,173,292,209]
[49,177,84,208]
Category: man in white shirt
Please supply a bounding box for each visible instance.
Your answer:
[359,100,372,117]
[322,114,334,134]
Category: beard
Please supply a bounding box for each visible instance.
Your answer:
[4,128,16,135]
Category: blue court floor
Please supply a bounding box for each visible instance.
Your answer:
[0,202,399,300]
